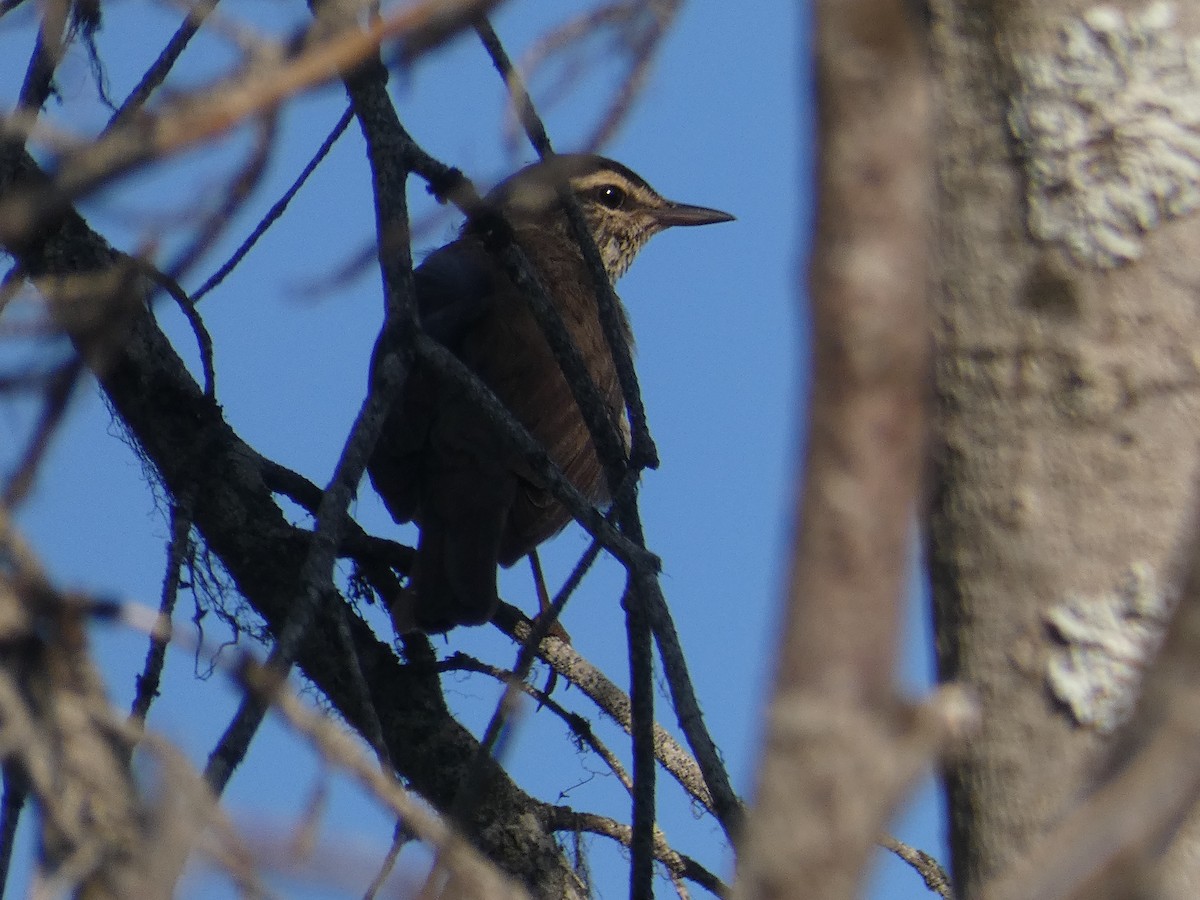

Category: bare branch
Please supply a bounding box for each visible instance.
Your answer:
[878,833,954,900]
[253,660,534,900]
[141,264,216,399]
[192,105,354,304]
[733,0,933,896]
[493,605,716,813]
[16,0,68,118]
[2,356,81,508]
[107,0,223,131]
[546,806,728,898]
[515,1,682,151]
[0,7,742,897]
[129,493,196,726]
[438,650,634,792]
[0,0,506,246]
[0,138,585,894]
[156,113,279,292]
[201,0,426,799]
[0,512,151,897]
[473,22,744,850]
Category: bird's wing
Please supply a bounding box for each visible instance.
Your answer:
[367,239,503,524]
[413,240,500,348]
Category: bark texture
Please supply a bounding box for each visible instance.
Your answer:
[929,1,1200,893]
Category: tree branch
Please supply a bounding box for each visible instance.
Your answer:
[546,806,727,898]
[733,0,934,896]
[0,0,506,246]
[0,140,585,896]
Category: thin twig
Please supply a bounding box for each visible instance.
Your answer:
[0,0,506,247]
[159,113,279,293]
[492,605,715,813]
[362,820,414,900]
[878,834,954,899]
[440,651,632,790]
[333,600,391,769]
[0,767,27,899]
[477,20,744,858]
[444,542,603,835]
[2,356,81,508]
[476,19,552,154]
[202,0,428,797]
[581,3,674,151]
[476,17,647,482]
[141,263,216,398]
[16,0,68,118]
[643,571,745,838]
[106,0,222,132]
[516,1,678,151]
[547,807,727,898]
[130,492,196,726]
[435,652,717,898]
[442,645,703,900]
[625,578,656,899]
[193,105,354,304]
[259,458,417,580]
[252,662,531,900]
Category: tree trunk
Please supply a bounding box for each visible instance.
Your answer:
[929,1,1200,894]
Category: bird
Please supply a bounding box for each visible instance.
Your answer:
[367,154,734,633]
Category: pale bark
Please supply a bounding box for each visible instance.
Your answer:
[733,1,935,897]
[929,1,1200,894]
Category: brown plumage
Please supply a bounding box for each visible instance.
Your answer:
[367,154,733,632]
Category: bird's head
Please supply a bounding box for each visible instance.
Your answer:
[486,154,734,281]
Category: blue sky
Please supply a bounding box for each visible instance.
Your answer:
[2,1,943,897]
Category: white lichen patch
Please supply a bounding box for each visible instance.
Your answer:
[1045,562,1176,732]
[1009,3,1200,267]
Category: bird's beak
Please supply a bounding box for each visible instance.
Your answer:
[653,201,736,228]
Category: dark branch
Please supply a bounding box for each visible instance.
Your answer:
[0,139,580,895]
[546,806,728,898]
[193,105,354,304]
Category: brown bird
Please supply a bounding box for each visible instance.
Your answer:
[368,154,733,633]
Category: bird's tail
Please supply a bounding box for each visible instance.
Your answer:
[410,526,487,632]
[411,468,513,633]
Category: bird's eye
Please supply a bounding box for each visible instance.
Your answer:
[593,185,627,209]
